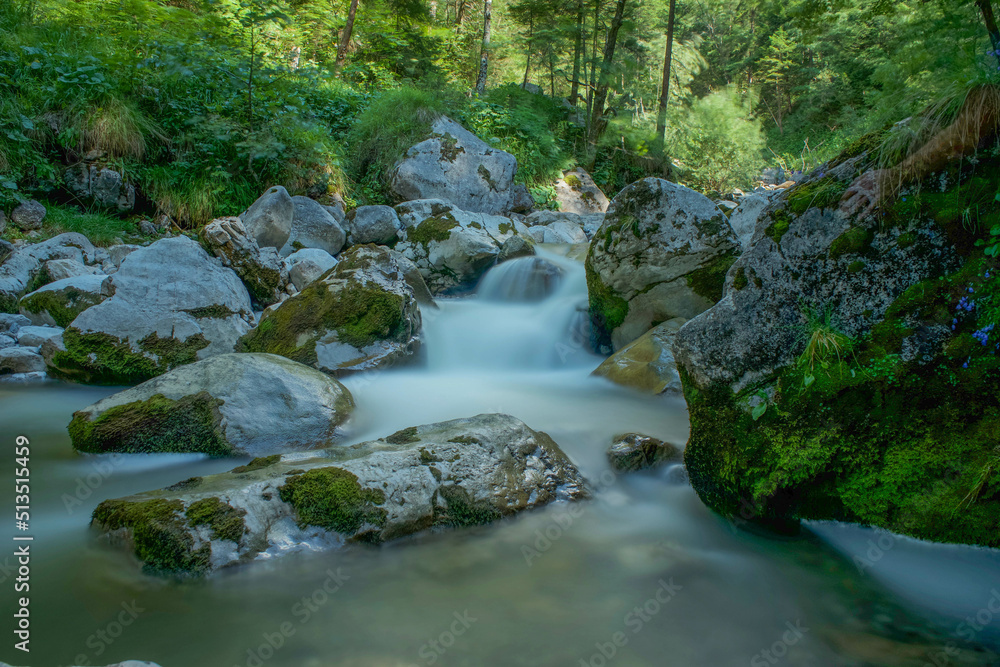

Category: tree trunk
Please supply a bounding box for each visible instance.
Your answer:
[523,12,533,86]
[586,0,603,129]
[475,0,492,94]
[977,0,1000,67]
[334,0,359,75]
[587,0,627,152]
[654,0,676,152]
[569,0,585,105]
[456,0,466,29]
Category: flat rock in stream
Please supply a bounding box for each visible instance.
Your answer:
[91,413,588,576]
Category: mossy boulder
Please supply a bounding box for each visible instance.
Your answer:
[237,244,422,375]
[673,149,1000,547]
[200,216,288,307]
[586,178,740,352]
[45,236,254,384]
[592,317,686,394]
[18,274,111,327]
[69,353,354,456]
[394,199,529,294]
[388,116,520,214]
[91,413,588,576]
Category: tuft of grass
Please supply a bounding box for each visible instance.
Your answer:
[797,307,853,383]
[73,97,165,160]
[37,203,137,246]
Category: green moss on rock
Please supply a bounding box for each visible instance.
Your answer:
[50,328,209,385]
[185,497,246,542]
[232,455,281,473]
[19,286,103,328]
[436,484,502,527]
[408,215,458,247]
[92,498,210,575]
[278,467,388,536]
[682,256,1000,547]
[585,258,629,349]
[69,391,231,456]
[238,274,406,362]
[386,426,420,444]
[829,226,873,259]
[686,251,737,303]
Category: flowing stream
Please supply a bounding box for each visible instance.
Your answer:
[1,247,999,667]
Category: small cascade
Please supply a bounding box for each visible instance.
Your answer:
[422,249,594,371]
[477,256,566,302]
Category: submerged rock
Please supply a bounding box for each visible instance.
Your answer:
[592,317,686,394]
[674,148,1000,547]
[586,178,739,351]
[200,217,288,307]
[607,433,681,472]
[69,353,354,456]
[46,236,254,384]
[388,116,519,214]
[237,245,421,376]
[91,414,587,576]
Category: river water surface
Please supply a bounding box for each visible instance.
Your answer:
[1,248,999,667]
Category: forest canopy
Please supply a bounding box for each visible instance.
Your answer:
[1,0,998,224]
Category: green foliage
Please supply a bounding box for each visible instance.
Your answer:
[667,88,766,195]
[344,86,449,203]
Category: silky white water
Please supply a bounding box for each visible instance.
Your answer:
[1,247,998,667]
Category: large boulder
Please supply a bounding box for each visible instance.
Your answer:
[91,413,587,575]
[200,217,288,307]
[586,178,740,351]
[555,168,609,214]
[18,274,111,327]
[592,317,686,394]
[69,353,354,456]
[279,196,347,257]
[237,245,421,376]
[673,149,1000,547]
[394,200,526,294]
[388,116,519,214]
[344,205,402,246]
[47,236,254,384]
[241,186,293,250]
[0,233,96,312]
[64,164,135,211]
